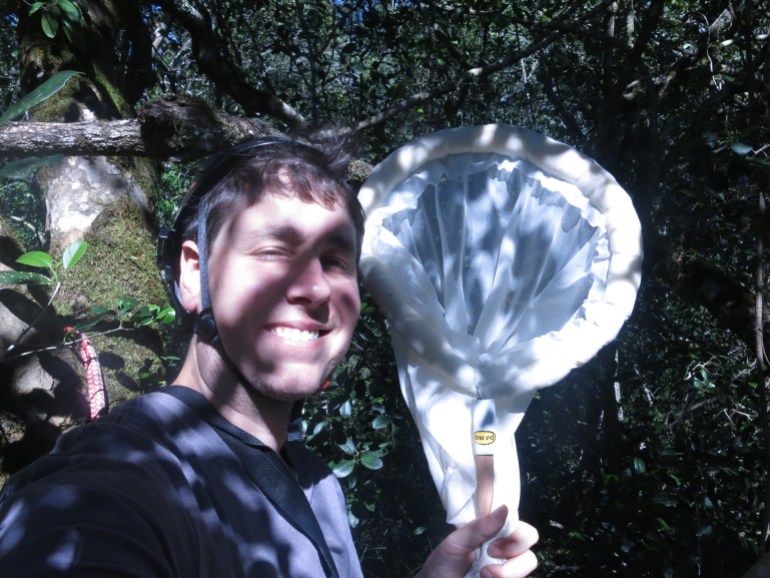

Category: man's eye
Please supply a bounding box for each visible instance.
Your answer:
[256,248,290,260]
[322,255,353,272]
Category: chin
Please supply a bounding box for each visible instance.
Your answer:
[252,375,326,402]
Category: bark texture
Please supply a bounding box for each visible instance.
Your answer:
[0,96,281,159]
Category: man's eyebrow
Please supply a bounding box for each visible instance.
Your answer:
[242,225,356,253]
[325,231,357,254]
[256,225,304,246]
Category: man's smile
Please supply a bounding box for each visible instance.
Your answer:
[270,326,322,343]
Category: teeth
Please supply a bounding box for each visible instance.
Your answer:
[271,327,320,343]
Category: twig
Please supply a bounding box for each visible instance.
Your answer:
[756,188,769,551]
[0,324,127,364]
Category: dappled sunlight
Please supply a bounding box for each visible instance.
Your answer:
[0,388,350,576]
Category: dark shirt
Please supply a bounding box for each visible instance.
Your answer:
[0,387,362,577]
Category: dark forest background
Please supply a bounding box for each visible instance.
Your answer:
[0,1,769,576]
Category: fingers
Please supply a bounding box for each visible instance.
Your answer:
[467,504,510,546]
[414,506,510,578]
[481,521,539,578]
[480,550,538,578]
[487,521,539,558]
[438,505,510,556]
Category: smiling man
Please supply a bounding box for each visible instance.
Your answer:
[0,139,537,578]
[176,175,362,451]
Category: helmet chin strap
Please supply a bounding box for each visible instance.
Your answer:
[194,195,220,342]
[192,195,306,431]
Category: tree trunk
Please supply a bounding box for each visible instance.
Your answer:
[0,0,165,480]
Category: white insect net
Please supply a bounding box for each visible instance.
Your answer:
[359,125,642,575]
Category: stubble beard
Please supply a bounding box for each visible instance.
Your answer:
[249,375,325,403]
[249,349,348,403]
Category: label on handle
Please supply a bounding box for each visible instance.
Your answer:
[472,398,496,456]
[473,398,496,517]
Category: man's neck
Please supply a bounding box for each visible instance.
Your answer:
[174,342,294,452]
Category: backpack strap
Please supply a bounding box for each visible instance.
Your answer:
[160,386,340,578]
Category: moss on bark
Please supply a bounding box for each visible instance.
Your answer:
[55,198,169,405]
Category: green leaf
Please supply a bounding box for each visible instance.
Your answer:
[16,251,53,269]
[372,415,391,430]
[745,157,770,169]
[360,451,384,470]
[0,155,64,178]
[730,142,753,156]
[338,438,357,455]
[130,304,165,327]
[90,306,116,316]
[116,295,139,314]
[41,13,58,38]
[633,457,646,474]
[139,315,158,327]
[332,459,355,478]
[666,472,682,485]
[0,270,53,286]
[338,400,352,418]
[57,0,81,21]
[62,239,87,271]
[29,2,45,15]
[157,306,176,324]
[347,510,359,528]
[311,421,327,436]
[0,71,81,126]
[61,18,74,43]
[69,314,112,332]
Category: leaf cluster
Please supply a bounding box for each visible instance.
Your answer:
[28,0,84,43]
[0,239,86,286]
[1,0,770,575]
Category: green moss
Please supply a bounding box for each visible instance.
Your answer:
[21,41,81,122]
[28,85,77,121]
[90,328,167,407]
[92,61,132,118]
[63,199,165,313]
[0,181,46,251]
[111,156,161,215]
[0,213,23,265]
[56,199,170,403]
[23,40,74,77]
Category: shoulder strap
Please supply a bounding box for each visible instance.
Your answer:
[160,387,340,578]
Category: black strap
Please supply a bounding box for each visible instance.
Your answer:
[160,387,340,578]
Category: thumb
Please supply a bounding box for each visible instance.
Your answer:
[415,506,509,578]
[452,505,509,551]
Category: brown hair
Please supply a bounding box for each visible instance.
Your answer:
[181,139,365,258]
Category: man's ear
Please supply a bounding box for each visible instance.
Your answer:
[179,240,202,313]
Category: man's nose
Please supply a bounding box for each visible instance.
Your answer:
[286,259,331,306]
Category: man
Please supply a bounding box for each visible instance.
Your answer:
[0,139,537,577]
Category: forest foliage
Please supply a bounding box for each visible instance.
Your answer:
[0,1,769,576]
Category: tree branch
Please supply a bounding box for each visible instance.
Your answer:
[660,240,770,356]
[0,96,281,160]
[0,96,373,184]
[351,0,615,132]
[152,0,306,130]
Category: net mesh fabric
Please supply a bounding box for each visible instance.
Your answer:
[360,126,642,576]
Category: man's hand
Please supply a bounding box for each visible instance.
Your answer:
[417,505,538,578]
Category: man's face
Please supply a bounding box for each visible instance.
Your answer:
[205,191,361,401]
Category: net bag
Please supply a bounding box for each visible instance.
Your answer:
[359,125,642,574]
